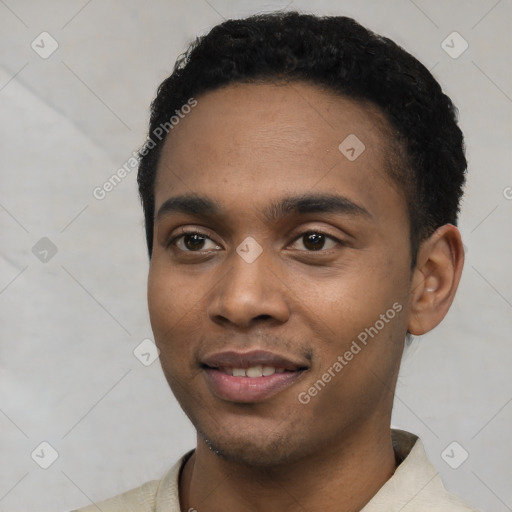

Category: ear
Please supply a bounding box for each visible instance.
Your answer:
[408,224,465,336]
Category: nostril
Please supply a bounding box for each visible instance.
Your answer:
[255,314,273,321]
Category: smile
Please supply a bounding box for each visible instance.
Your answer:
[201,350,309,402]
[218,366,286,377]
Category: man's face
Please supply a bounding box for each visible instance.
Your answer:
[148,82,413,466]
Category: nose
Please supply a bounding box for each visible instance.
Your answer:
[207,249,290,329]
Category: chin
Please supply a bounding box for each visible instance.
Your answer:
[189,403,313,468]
[168,374,323,467]
[199,428,301,468]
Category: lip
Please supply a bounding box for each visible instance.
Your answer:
[201,349,308,371]
[201,350,309,403]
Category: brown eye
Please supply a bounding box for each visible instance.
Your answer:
[170,231,221,252]
[183,233,206,250]
[290,231,339,252]
[303,233,326,251]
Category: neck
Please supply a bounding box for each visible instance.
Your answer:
[179,424,397,512]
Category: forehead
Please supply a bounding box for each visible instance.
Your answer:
[154,81,404,223]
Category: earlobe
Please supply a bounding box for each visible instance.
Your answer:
[408,224,464,336]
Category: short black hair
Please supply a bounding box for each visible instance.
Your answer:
[137,11,466,264]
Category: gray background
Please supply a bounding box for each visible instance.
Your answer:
[0,0,511,510]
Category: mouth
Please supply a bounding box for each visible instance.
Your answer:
[215,366,287,377]
[201,350,309,403]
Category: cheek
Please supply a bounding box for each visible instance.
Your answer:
[322,262,403,324]
[148,262,197,325]
[315,261,409,371]
[147,263,204,363]
[147,267,173,334]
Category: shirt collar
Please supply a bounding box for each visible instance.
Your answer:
[154,429,474,511]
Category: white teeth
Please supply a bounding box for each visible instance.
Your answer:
[226,366,284,377]
[262,366,276,376]
[246,365,263,378]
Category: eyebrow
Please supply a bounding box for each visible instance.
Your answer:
[155,193,372,223]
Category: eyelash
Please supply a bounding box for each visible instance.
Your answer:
[167,228,344,253]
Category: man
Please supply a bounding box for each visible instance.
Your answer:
[74,11,478,512]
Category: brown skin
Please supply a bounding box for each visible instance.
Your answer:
[147,82,464,512]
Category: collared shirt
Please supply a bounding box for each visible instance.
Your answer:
[72,429,478,511]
